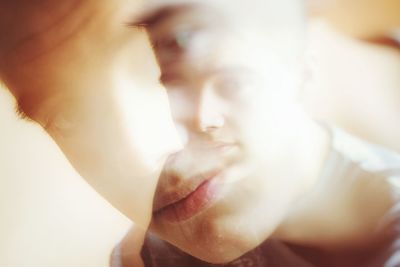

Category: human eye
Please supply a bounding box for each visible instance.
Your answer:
[152,25,196,60]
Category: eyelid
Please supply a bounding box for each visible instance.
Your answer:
[153,26,197,51]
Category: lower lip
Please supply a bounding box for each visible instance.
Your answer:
[154,175,222,223]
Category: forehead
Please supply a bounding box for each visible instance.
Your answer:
[138,0,305,27]
[133,2,230,33]
[135,0,306,54]
[135,2,250,68]
[132,0,306,85]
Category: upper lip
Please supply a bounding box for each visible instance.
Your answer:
[152,142,237,212]
[153,171,219,212]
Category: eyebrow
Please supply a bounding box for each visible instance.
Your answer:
[128,3,197,29]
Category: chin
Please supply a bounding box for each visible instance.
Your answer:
[150,205,272,264]
[195,248,249,264]
[171,239,250,264]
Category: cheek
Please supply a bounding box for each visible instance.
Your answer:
[228,103,269,150]
[228,93,291,158]
[6,8,182,227]
[42,76,181,227]
[167,89,195,121]
[112,74,182,168]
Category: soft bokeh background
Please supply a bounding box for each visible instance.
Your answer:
[0,87,131,267]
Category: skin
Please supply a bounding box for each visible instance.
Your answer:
[134,1,333,263]
[113,1,396,265]
[0,0,181,228]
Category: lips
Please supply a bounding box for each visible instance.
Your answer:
[153,172,222,223]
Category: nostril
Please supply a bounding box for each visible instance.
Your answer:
[200,125,219,133]
[198,115,225,133]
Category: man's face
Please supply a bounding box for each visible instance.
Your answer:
[0,0,181,227]
[142,2,305,263]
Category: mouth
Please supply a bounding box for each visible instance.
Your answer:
[153,172,223,223]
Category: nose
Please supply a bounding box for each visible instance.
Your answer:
[168,83,226,142]
[195,87,225,133]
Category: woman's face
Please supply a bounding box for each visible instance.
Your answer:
[0,0,181,227]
